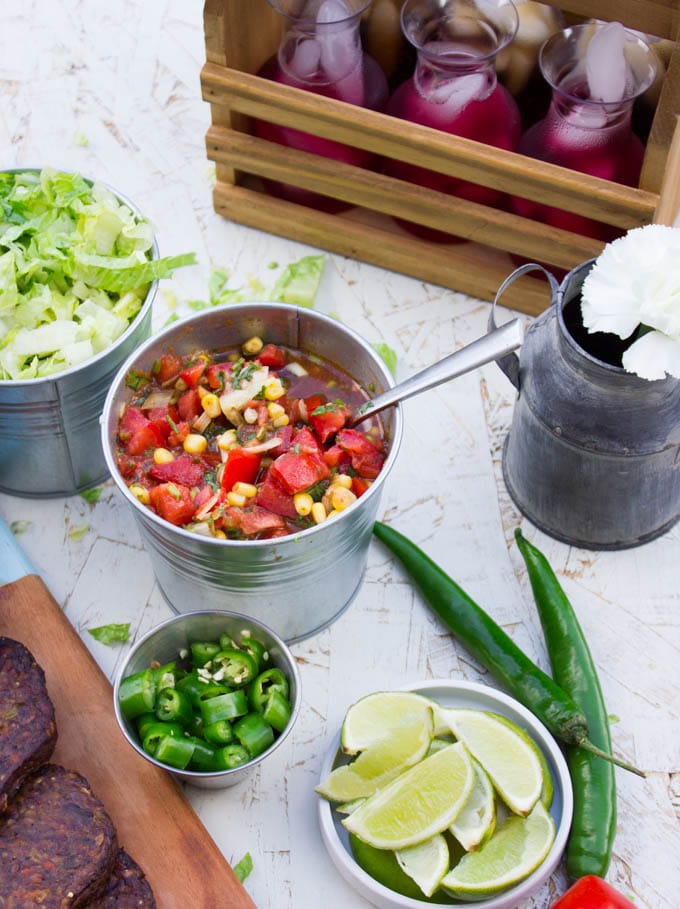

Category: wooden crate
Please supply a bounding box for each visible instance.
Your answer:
[201,0,680,315]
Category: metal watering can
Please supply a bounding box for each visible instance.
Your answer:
[491,261,680,550]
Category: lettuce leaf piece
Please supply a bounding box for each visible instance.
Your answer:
[88,623,131,645]
[268,255,324,307]
[0,167,196,379]
[373,342,398,376]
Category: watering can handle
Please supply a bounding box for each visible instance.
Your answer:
[487,263,560,389]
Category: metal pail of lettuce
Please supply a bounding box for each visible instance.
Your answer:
[0,168,195,498]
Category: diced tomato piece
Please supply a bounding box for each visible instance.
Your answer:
[220,449,262,492]
[149,454,205,488]
[205,362,233,390]
[167,421,191,448]
[257,343,286,369]
[179,361,206,388]
[273,424,294,453]
[255,474,298,519]
[193,485,215,511]
[236,506,288,538]
[177,388,202,422]
[269,450,330,495]
[148,483,196,526]
[155,353,183,385]
[336,429,385,479]
[308,404,349,444]
[351,476,371,497]
[116,452,139,480]
[291,426,322,455]
[322,444,350,469]
[146,405,179,440]
[118,406,149,440]
[126,423,166,456]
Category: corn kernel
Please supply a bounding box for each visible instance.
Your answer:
[213,529,227,540]
[183,433,208,454]
[272,414,290,428]
[264,380,285,401]
[243,407,258,424]
[201,393,221,418]
[311,502,327,524]
[153,448,174,464]
[217,430,238,451]
[232,482,257,499]
[332,473,353,489]
[294,492,314,516]
[129,484,150,505]
[226,491,247,507]
[267,402,286,419]
[331,486,357,512]
[197,385,209,399]
[242,335,264,355]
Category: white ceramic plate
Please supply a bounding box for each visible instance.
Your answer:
[317,680,573,909]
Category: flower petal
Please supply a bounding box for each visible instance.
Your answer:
[622,330,680,380]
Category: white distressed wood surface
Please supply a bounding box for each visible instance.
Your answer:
[1,2,679,907]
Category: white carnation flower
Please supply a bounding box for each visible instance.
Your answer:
[580,225,680,379]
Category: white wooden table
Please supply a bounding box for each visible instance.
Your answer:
[2,3,679,907]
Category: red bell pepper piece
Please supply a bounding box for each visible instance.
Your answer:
[220,449,262,492]
[257,343,286,369]
[179,360,206,388]
[155,353,183,384]
[149,454,205,488]
[551,876,633,909]
[177,388,203,422]
[148,483,196,526]
[336,429,384,479]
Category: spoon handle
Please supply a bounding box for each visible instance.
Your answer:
[351,318,524,426]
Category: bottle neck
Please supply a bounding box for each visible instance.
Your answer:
[550,80,635,130]
[276,10,363,87]
[414,48,497,102]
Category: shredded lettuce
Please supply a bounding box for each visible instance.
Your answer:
[0,168,196,379]
[88,623,131,645]
[268,254,325,307]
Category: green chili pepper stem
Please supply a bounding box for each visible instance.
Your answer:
[373,521,644,780]
[515,529,617,879]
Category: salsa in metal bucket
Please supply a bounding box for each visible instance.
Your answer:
[102,304,402,642]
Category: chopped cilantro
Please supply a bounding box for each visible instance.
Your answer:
[88,623,131,645]
[167,483,182,501]
[311,399,347,416]
[125,369,148,391]
[166,414,179,433]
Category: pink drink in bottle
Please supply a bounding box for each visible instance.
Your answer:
[511,22,658,240]
[255,0,388,212]
[384,0,521,241]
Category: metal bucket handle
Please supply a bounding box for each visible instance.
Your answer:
[487,263,560,389]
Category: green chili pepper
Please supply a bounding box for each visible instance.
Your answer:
[154,688,193,726]
[515,529,617,880]
[372,521,643,776]
[233,712,275,758]
[175,672,205,704]
[154,734,195,769]
[118,668,157,719]
[240,636,267,671]
[219,633,239,651]
[212,743,251,770]
[136,712,159,740]
[142,722,185,756]
[203,718,235,745]
[186,737,219,771]
[211,649,258,688]
[190,640,221,667]
[262,689,292,732]
[200,689,249,726]
[152,661,178,690]
[248,668,289,712]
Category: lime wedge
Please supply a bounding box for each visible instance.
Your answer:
[440,801,556,899]
[316,712,434,802]
[341,690,441,754]
[396,834,450,898]
[439,708,545,816]
[348,834,426,901]
[343,742,475,850]
[449,757,496,851]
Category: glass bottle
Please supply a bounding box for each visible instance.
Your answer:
[384,0,521,242]
[255,0,389,212]
[511,22,658,240]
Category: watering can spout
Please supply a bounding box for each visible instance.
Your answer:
[488,263,560,389]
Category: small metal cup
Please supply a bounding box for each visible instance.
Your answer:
[113,610,301,789]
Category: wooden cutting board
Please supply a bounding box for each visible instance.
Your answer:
[0,522,256,909]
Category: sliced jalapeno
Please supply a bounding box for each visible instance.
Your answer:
[211,649,258,688]
[154,734,195,769]
[233,712,275,758]
[262,689,292,732]
[200,689,249,726]
[142,722,185,756]
[248,667,289,713]
[154,687,193,726]
[118,668,157,719]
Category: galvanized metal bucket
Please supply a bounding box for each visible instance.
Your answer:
[0,173,158,498]
[491,261,680,550]
[101,303,403,643]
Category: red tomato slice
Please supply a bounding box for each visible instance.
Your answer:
[336,429,384,479]
[155,353,183,385]
[220,449,262,492]
[269,450,330,495]
[118,406,149,439]
[179,361,206,388]
[148,483,196,526]
[351,476,371,497]
[125,422,166,456]
[322,444,350,469]
[177,388,203,422]
[149,455,205,488]
[257,343,286,369]
[291,426,322,455]
[236,506,287,538]
[308,405,349,444]
[255,474,298,519]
